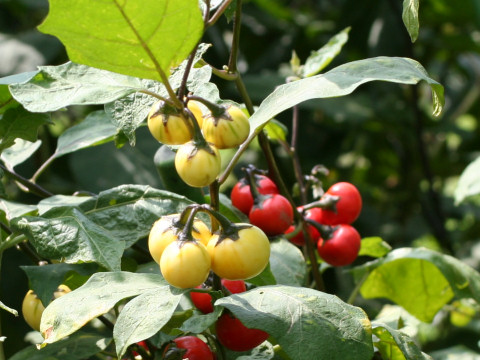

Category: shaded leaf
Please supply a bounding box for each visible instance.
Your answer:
[372,322,432,360]
[0,107,49,153]
[12,207,125,271]
[79,185,195,247]
[216,285,373,360]
[114,286,185,358]
[246,263,276,287]
[248,57,444,140]
[269,238,307,286]
[40,272,166,344]
[38,0,203,82]
[10,332,111,360]
[402,0,420,42]
[9,62,144,112]
[180,306,222,334]
[454,156,480,205]
[301,27,350,77]
[355,247,480,322]
[0,199,37,221]
[21,263,98,307]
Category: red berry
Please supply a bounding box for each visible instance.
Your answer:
[231,175,278,215]
[215,313,269,352]
[317,224,361,266]
[318,182,362,225]
[190,279,247,314]
[249,194,293,236]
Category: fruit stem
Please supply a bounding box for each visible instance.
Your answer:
[187,95,226,118]
[178,205,201,242]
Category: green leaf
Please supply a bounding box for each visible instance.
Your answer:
[246,263,277,287]
[301,27,350,77]
[0,199,37,221]
[180,306,223,334]
[263,119,288,141]
[113,286,185,358]
[9,62,145,112]
[37,195,91,215]
[38,0,204,82]
[54,110,117,157]
[356,247,480,322]
[402,0,420,43]
[454,156,480,205]
[269,238,307,286]
[358,237,392,258]
[372,322,432,360]
[10,332,111,360]
[21,263,97,307]
[12,207,125,271]
[248,57,444,139]
[79,185,195,247]
[0,139,41,171]
[41,271,166,344]
[0,300,18,316]
[0,71,38,114]
[216,285,373,360]
[0,107,49,153]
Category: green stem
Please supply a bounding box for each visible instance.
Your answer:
[0,234,26,253]
[139,89,171,103]
[30,153,56,183]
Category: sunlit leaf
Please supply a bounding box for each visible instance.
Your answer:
[402,0,420,42]
[454,156,480,205]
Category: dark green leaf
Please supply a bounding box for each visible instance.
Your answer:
[216,285,373,360]
[269,238,307,286]
[38,0,203,82]
[10,332,111,360]
[21,263,97,307]
[246,263,276,286]
[301,27,350,77]
[41,272,166,344]
[402,0,420,42]
[9,62,144,112]
[0,106,49,153]
[113,286,185,358]
[79,185,195,247]
[12,207,125,271]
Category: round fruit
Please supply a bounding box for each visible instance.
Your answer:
[318,182,362,225]
[166,336,214,360]
[215,312,269,352]
[190,279,247,314]
[147,100,192,145]
[249,194,293,236]
[202,105,250,149]
[174,141,221,188]
[317,224,361,266]
[285,207,322,246]
[160,240,211,289]
[148,215,212,264]
[231,175,278,215]
[207,224,270,280]
[22,285,71,331]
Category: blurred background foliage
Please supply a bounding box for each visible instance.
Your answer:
[1,0,480,357]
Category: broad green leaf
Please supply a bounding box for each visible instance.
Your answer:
[9,62,144,112]
[372,322,432,360]
[79,185,195,247]
[12,207,125,271]
[114,286,185,358]
[246,263,277,287]
[0,139,41,170]
[54,110,117,157]
[356,247,480,322]
[358,237,392,258]
[263,119,288,141]
[0,300,18,316]
[213,193,248,223]
[0,199,37,220]
[41,271,166,344]
[301,27,350,77]
[402,0,420,42]
[454,156,480,204]
[0,71,38,114]
[269,238,307,286]
[10,332,111,360]
[37,195,91,215]
[0,107,49,153]
[248,57,444,138]
[21,263,97,307]
[180,306,222,334]
[216,285,373,360]
[38,0,204,82]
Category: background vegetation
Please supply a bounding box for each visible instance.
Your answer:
[1,0,480,358]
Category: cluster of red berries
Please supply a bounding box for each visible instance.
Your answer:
[231,175,363,267]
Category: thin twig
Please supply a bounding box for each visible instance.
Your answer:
[0,163,53,198]
[207,0,235,28]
